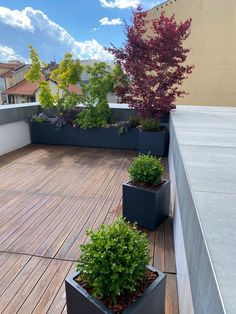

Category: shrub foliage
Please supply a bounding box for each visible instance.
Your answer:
[76,218,150,304]
[141,118,159,131]
[129,154,164,186]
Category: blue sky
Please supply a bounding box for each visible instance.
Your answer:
[0,0,164,63]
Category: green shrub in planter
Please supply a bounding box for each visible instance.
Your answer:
[141,119,160,132]
[129,154,164,186]
[123,155,169,230]
[129,116,140,128]
[76,218,150,304]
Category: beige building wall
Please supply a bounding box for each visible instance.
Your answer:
[0,68,8,76]
[147,0,236,107]
[5,67,29,89]
[35,80,64,102]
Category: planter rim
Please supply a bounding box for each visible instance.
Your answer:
[123,179,170,193]
[139,127,166,134]
[65,265,166,313]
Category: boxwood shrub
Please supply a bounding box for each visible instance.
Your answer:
[129,154,164,186]
[76,218,150,304]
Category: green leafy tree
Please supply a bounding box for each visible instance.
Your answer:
[38,81,56,109]
[57,92,81,111]
[50,53,83,91]
[25,46,56,109]
[25,45,43,82]
[75,62,125,128]
[25,48,83,110]
[81,62,114,102]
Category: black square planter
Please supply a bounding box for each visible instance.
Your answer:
[122,181,170,230]
[139,129,167,157]
[65,265,166,314]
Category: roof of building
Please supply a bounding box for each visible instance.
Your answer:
[67,84,82,95]
[0,62,20,69]
[0,63,28,78]
[4,78,82,96]
[4,79,38,96]
[0,70,12,78]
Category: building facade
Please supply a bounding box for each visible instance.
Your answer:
[0,62,82,105]
[0,62,32,104]
[147,0,236,107]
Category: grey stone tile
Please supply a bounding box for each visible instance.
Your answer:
[194,192,236,314]
[180,145,236,194]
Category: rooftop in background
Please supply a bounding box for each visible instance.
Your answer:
[5,79,38,96]
[0,61,26,73]
[67,84,82,95]
[0,61,23,69]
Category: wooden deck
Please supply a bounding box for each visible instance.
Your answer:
[0,145,178,314]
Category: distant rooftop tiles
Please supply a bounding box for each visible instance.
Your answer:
[4,79,38,96]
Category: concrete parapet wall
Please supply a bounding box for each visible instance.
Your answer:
[0,103,40,126]
[169,107,227,314]
[0,103,40,156]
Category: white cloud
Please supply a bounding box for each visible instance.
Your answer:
[0,45,27,63]
[142,1,164,9]
[75,39,112,60]
[100,0,140,9]
[0,6,113,61]
[99,0,165,9]
[99,17,122,26]
[0,6,34,31]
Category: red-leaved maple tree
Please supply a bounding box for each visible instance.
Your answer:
[109,7,194,119]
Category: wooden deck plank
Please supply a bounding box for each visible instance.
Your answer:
[166,275,179,314]
[0,255,42,312]
[164,218,176,273]
[0,145,178,313]
[0,195,52,250]
[64,157,131,260]
[1,195,62,251]
[47,264,75,314]
[153,220,165,271]
[6,259,61,314]
[0,254,31,297]
[17,261,72,314]
[32,260,73,314]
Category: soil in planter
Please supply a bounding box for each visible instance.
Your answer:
[75,269,158,313]
[128,180,166,192]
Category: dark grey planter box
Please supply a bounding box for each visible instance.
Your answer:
[30,123,139,150]
[65,265,166,314]
[138,128,167,157]
[122,180,170,230]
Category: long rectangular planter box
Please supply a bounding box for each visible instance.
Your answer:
[123,180,170,230]
[30,123,169,155]
[65,265,166,314]
[30,123,139,150]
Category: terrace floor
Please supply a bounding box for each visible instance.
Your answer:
[0,145,178,314]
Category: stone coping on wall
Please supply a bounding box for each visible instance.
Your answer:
[0,102,171,126]
[170,105,236,314]
[0,103,132,126]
